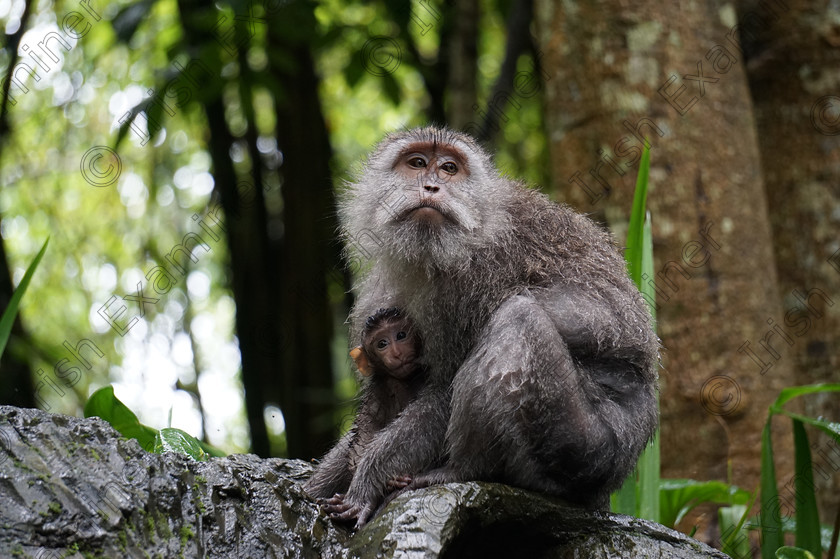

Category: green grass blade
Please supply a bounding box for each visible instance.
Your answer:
[636,210,659,522]
[771,384,840,411]
[625,144,651,285]
[761,419,784,558]
[613,149,657,519]
[0,237,49,358]
[792,420,821,555]
[640,211,656,321]
[638,428,660,521]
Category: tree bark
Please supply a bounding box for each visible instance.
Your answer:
[446,0,479,129]
[534,0,794,532]
[0,405,729,559]
[738,0,840,519]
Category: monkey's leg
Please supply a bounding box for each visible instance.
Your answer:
[303,430,355,499]
[333,388,449,528]
[417,292,655,507]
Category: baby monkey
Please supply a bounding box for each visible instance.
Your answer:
[304,308,424,516]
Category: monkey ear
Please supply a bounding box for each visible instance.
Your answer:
[349,346,373,377]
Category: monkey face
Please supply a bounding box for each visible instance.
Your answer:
[366,321,420,380]
[392,143,469,227]
[341,127,516,271]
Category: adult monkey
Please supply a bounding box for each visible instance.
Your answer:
[325,126,658,528]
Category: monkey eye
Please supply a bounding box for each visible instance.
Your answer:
[396,331,407,340]
[407,156,427,169]
[377,339,388,350]
[440,161,458,174]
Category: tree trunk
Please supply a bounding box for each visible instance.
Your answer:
[446,0,479,129]
[738,0,840,519]
[174,0,274,458]
[268,3,340,461]
[0,0,36,409]
[535,0,794,534]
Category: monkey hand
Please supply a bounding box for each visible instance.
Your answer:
[387,475,413,491]
[319,493,376,529]
[406,466,459,490]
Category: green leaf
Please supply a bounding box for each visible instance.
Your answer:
[761,420,784,558]
[771,384,840,412]
[792,420,821,555]
[720,504,752,559]
[775,547,816,559]
[659,478,752,528]
[640,211,656,322]
[624,144,650,286]
[198,440,227,458]
[638,426,660,521]
[154,428,208,461]
[611,472,637,516]
[84,386,158,452]
[635,210,659,522]
[613,149,658,520]
[0,237,49,358]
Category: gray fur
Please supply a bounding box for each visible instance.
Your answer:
[315,126,658,526]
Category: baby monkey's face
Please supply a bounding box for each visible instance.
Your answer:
[366,318,421,380]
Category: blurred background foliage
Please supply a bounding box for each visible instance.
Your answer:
[1,0,839,553]
[0,0,547,456]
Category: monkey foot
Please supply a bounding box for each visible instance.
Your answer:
[319,493,375,529]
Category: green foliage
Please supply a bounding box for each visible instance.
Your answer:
[154,428,207,461]
[660,479,751,528]
[720,503,752,558]
[84,386,160,452]
[759,384,840,559]
[611,144,660,521]
[624,145,651,287]
[84,386,224,460]
[0,237,48,359]
[775,547,816,559]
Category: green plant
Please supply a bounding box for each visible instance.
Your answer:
[84,386,225,460]
[758,384,840,559]
[0,237,49,358]
[611,145,660,520]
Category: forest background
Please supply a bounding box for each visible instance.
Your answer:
[0,0,838,548]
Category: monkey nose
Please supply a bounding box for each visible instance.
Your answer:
[423,185,440,193]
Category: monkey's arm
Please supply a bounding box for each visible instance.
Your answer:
[303,429,356,499]
[325,385,449,528]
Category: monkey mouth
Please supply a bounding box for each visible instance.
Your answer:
[401,203,449,225]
